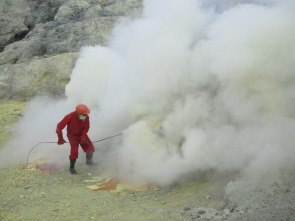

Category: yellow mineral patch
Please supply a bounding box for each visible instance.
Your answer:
[85,175,151,192]
[83,180,99,183]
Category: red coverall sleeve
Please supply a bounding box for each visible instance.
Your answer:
[80,117,90,140]
[56,114,71,138]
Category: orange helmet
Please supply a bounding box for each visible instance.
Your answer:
[76,104,90,114]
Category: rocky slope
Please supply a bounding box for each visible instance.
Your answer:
[0,0,142,101]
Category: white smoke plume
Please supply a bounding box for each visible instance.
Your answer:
[1,0,295,186]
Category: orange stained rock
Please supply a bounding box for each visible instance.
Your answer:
[91,178,152,191]
[93,178,119,191]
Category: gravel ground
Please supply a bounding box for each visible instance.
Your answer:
[0,101,231,221]
[0,163,232,221]
[1,101,295,221]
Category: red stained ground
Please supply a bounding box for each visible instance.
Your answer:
[25,163,60,173]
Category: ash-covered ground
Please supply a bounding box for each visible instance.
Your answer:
[1,102,295,221]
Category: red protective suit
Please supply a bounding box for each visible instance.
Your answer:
[56,111,95,160]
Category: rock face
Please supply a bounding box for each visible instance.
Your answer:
[0,0,142,101]
[0,53,78,101]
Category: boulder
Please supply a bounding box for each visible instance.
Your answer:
[0,0,30,52]
[0,53,78,101]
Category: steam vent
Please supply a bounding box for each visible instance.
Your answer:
[1,0,295,220]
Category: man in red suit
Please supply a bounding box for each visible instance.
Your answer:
[56,104,95,174]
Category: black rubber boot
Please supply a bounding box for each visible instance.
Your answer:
[86,153,93,165]
[70,159,77,174]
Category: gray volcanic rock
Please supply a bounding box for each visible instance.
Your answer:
[223,170,295,221]
[0,53,78,101]
[0,0,142,101]
[0,0,31,53]
[0,0,142,65]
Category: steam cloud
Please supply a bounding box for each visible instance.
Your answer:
[1,0,295,186]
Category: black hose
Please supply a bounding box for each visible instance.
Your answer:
[25,133,122,165]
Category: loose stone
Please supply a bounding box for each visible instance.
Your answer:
[198,210,206,214]
[184,207,191,211]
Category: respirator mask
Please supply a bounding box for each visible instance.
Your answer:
[79,114,87,120]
